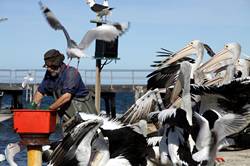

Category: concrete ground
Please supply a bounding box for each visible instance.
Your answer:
[217,148,250,166]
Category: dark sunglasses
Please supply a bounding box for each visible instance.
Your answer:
[44,65,59,70]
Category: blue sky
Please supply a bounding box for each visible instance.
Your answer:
[0,0,250,69]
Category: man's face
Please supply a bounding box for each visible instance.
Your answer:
[45,65,61,77]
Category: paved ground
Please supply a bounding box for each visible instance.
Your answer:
[217,148,250,166]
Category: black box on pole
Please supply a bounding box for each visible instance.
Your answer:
[95,38,119,59]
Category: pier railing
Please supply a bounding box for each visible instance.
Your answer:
[0,69,153,86]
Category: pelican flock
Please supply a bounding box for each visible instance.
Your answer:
[1,1,250,165]
[2,38,250,166]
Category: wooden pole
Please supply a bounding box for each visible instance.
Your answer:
[27,145,42,166]
[95,59,101,113]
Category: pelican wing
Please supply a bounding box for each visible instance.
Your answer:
[48,119,103,166]
[213,113,249,142]
[193,112,211,150]
[190,77,250,113]
[78,22,130,51]
[119,89,164,124]
[147,64,179,90]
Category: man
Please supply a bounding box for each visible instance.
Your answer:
[33,49,97,124]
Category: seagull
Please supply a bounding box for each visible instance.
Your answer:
[0,17,8,22]
[39,1,129,68]
[85,0,114,21]
[21,72,34,89]
[102,0,109,7]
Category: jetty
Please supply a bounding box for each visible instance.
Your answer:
[0,69,152,117]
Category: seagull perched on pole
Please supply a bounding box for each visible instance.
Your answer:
[39,1,129,68]
[85,0,114,21]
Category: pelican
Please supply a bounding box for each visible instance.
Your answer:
[47,118,103,166]
[190,76,250,116]
[235,57,250,78]
[39,1,129,68]
[85,0,114,21]
[198,43,241,84]
[148,62,196,165]
[158,40,214,83]
[98,120,148,166]
[119,88,165,124]
[190,77,250,149]
[192,112,250,166]
[4,142,25,166]
[45,112,149,166]
[0,154,5,163]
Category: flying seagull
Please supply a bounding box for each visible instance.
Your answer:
[85,0,114,21]
[0,17,8,22]
[39,1,129,68]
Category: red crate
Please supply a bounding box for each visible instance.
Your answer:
[12,109,56,134]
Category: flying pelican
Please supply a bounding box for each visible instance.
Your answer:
[85,0,114,21]
[39,1,129,68]
[190,76,250,116]
[192,112,250,166]
[198,43,241,84]
[190,76,250,149]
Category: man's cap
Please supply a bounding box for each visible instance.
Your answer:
[43,49,65,67]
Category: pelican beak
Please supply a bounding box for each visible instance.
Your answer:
[166,44,196,65]
[198,48,232,72]
[203,76,223,86]
[170,79,182,104]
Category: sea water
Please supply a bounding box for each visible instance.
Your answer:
[0,92,134,165]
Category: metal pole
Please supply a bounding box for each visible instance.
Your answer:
[95,59,101,113]
[27,145,42,166]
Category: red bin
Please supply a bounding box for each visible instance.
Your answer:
[12,109,56,134]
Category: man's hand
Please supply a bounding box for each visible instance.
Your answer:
[27,101,38,109]
[49,93,72,111]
